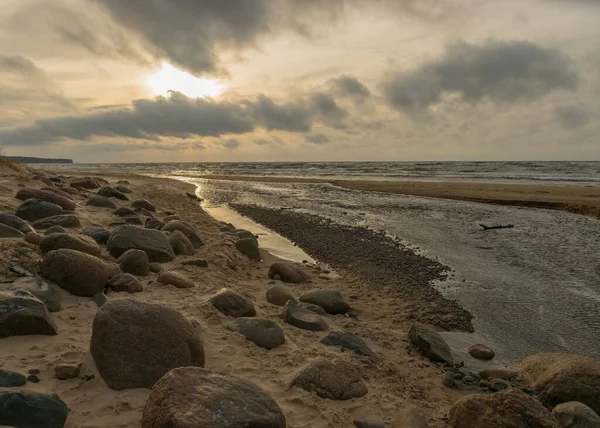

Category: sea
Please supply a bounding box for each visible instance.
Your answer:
[38,161,600,364]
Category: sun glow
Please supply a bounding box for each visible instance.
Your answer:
[147,63,224,98]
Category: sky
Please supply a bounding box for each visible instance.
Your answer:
[0,0,599,163]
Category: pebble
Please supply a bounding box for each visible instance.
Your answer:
[27,374,40,383]
[443,372,456,388]
[489,378,511,392]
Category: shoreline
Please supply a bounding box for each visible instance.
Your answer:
[191,174,600,219]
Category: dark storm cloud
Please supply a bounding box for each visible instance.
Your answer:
[329,75,371,101]
[554,105,591,128]
[381,40,579,113]
[248,95,313,132]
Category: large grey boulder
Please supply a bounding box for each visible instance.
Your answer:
[408,322,453,364]
[269,262,308,283]
[0,223,24,238]
[210,289,256,318]
[291,359,368,400]
[234,318,285,350]
[132,199,156,212]
[108,273,144,293]
[0,213,34,234]
[86,196,118,209]
[299,290,349,314]
[142,368,286,428]
[16,199,64,222]
[116,184,132,194]
[40,233,101,256]
[90,299,204,390]
[16,188,76,211]
[118,248,150,276]
[41,249,109,297]
[162,221,203,249]
[552,402,600,428]
[0,391,68,428]
[0,291,58,338]
[0,277,62,312]
[266,284,296,306]
[283,300,328,331]
[33,214,81,230]
[107,225,176,263]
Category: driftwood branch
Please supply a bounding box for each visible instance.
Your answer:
[479,224,515,231]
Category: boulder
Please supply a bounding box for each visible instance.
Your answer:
[124,216,143,225]
[41,249,109,297]
[59,186,79,196]
[91,292,108,307]
[0,369,26,387]
[0,291,58,338]
[16,188,76,211]
[210,289,256,318]
[86,196,118,209]
[0,391,68,428]
[169,231,195,256]
[448,389,560,428]
[299,289,349,314]
[40,233,101,256]
[25,232,43,245]
[408,323,453,364]
[92,176,109,185]
[266,283,296,306]
[236,229,257,241]
[107,225,176,263]
[181,259,208,268]
[90,299,204,390]
[269,262,308,283]
[522,353,600,414]
[98,187,128,201]
[234,318,285,350]
[33,214,81,230]
[141,367,286,428]
[0,277,62,312]
[298,301,328,315]
[236,238,261,261]
[157,271,195,289]
[83,227,111,245]
[146,218,166,230]
[55,363,82,380]
[16,199,64,222]
[291,359,368,400]
[0,213,34,234]
[552,402,600,428]
[114,207,137,217]
[45,225,68,235]
[136,208,155,218]
[70,177,100,189]
[118,249,150,276]
[321,331,374,356]
[163,215,181,222]
[108,273,144,293]
[468,344,495,361]
[283,300,328,332]
[0,223,24,238]
[132,199,156,212]
[115,184,132,194]
[161,221,203,249]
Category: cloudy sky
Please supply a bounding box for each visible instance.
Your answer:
[1,0,599,162]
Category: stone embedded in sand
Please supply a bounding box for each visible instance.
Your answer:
[169,231,195,256]
[33,214,81,230]
[132,199,156,212]
[83,227,111,245]
[268,262,308,284]
[146,218,166,230]
[522,353,600,414]
[161,221,203,249]
[116,184,132,194]
[91,299,205,390]
[0,290,58,338]
[16,188,76,211]
[266,283,296,307]
[157,271,195,289]
[181,259,208,268]
[0,391,69,428]
[0,223,24,238]
[141,367,286,428]
[291,358,368,400]
[25,231,43,245]
[55,362,82,380]
[0,277,62,312]
[408,322,453,364]
[86,196,118,209]
[552,402,600,428]
[108,273,144,293]
[98,186,128,201]
[40,233,101,256]
[234,318,285,350]
[283,300,328,332]
[149,262,164,273]
[41,249,109,297]
[0,213,34,234]
[236,238,261,261]
[91,292,108,307]
[136,208,155,218]
[299,289,349,314]
[321,331,374,356]
[236,229,257,241]
[210,289,256,318]
[477,368,520,381]
[448,389,559,428]
[59,186,79,196]
[297,301,327,315]
[124,216,144,225]
[468,344,495,361]
[107,225,176,263]
[70,177,100,189]
[118,249,150,276]
[0,369,26,387]
[45,225,68,235]
[163,215,181,222]
[16,199,64,222]
[114,207,137,217]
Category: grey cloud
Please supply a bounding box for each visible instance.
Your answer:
[0,56,44,76]
[305,133,330,144]
[310,92,348,127]
[219,139,241,150]
[381,40,578,113]
[554,105,590,128]
[330,75,371,101]
[249,95,313,132]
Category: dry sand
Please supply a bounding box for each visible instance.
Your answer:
[192,174,600,219]
[0,168,465,427]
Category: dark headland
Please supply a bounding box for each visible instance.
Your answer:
[6,156,73,164]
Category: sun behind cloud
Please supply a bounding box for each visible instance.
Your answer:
[147,63,224,98]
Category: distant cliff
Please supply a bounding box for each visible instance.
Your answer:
[6,157,73,164]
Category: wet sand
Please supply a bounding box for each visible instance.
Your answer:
[193,174,600,219]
